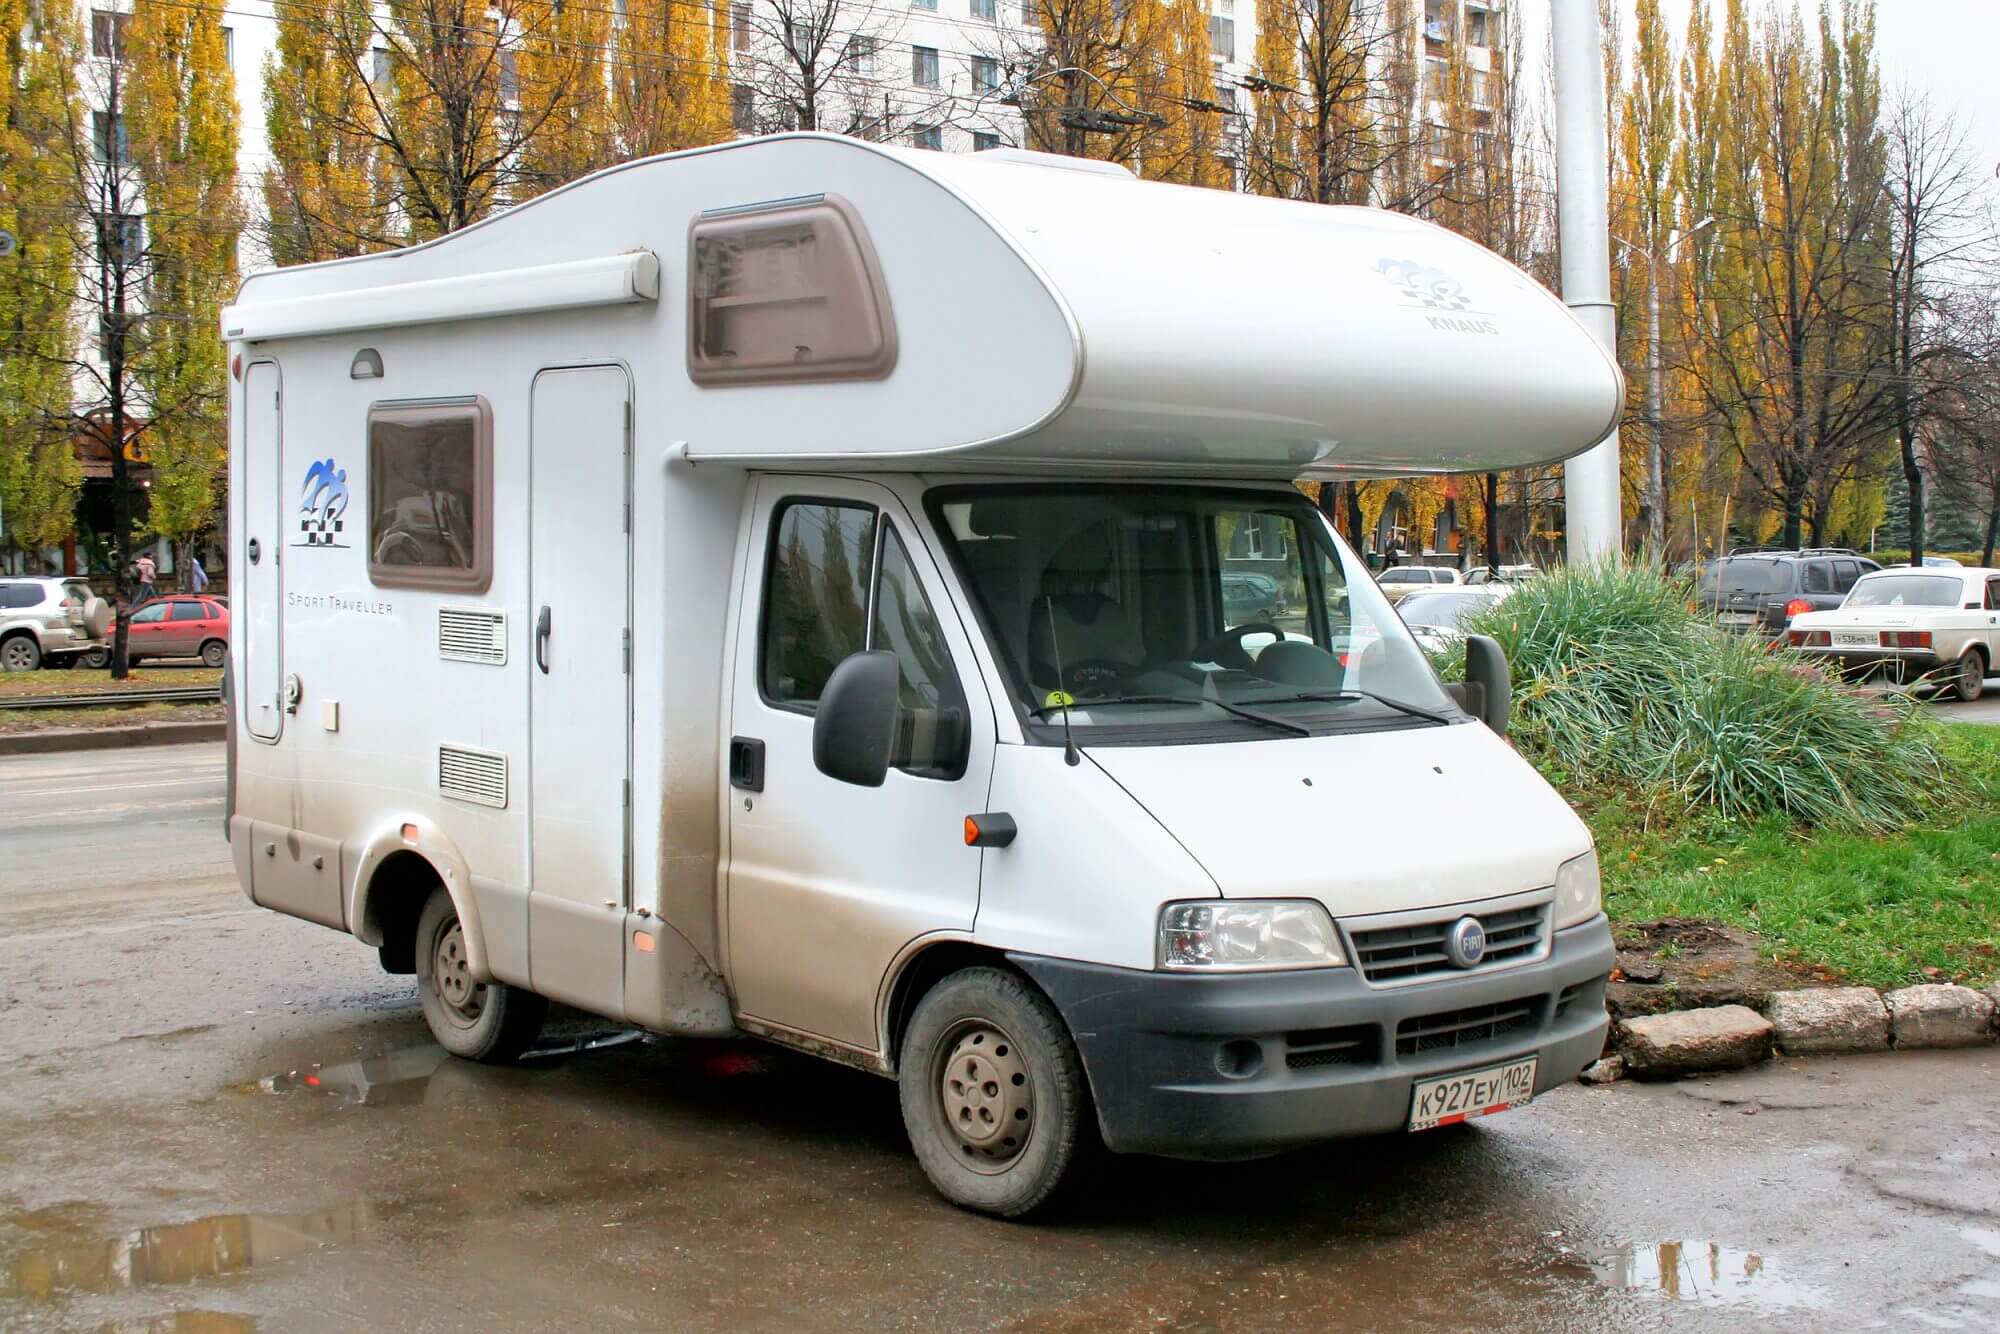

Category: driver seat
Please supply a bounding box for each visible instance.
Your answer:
[1027,525,1144,692]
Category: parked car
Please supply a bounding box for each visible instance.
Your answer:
[0,577,112,671]
[1787,567,2000,701]
[1463,564,1539,586]
[1396,586,1512,654]
[1695,549,1880,639]
[1220,572,1288,622]
[123,594,231,667]
[1376,564,1464,602]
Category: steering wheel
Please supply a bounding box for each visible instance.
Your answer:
[1053,657,1138,698]
[374,530,425,565]
[1192,622,1284,673]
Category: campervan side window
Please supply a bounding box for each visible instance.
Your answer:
[366,399,493,593]
[688,194,897,385]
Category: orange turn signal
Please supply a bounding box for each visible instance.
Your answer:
[633,931,655,954]
[964,813,1018,849]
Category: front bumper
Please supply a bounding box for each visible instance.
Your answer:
[1011,916,1614,1158]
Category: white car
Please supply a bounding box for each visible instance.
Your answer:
[1396,586,1513,655]
[1376,564,1464,603]
[1787,567,2000,701]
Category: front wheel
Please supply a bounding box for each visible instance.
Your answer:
[1953,649,1987,703]
[898,967,1100,1218]
[414,888,547,1063]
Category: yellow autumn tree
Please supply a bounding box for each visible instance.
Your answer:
[611,0,732,159]
[1136,0,1226,187]
[125,0,242,561]
[262,0,389,261]
[517,0,615,196]
[0,0,85,557]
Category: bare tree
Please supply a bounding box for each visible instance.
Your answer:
[1880,91,1993,566]
[736,0,918,140]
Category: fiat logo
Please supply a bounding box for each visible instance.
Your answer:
[1446,916,1487,968]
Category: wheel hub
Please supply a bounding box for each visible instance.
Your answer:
[432,921,485,1022]
[937,1023,1032,1171]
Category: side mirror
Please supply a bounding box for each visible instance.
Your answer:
[1463,634,1511,736]
[812,650,902,787]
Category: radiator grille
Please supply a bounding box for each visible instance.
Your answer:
[1284,1025,1376,1070]
[1395,999,1539,1058]
[438,744,507,808]
[438,607,507,665]
[1348,902,1549,985]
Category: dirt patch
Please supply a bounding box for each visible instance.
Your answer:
[1608,918,1836,1020]
[0,702,224,735]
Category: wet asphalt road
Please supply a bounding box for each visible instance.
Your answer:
[5,744,2000,1331]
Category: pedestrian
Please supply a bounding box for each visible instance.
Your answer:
[134,552,155,603]
[188,555,209,594]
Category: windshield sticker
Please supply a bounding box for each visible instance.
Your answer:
[1044,690,1076,709]
[297,457,351,548]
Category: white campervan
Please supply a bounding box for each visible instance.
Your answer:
[222,134,1624,1217]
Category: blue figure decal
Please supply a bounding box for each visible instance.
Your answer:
[297,458,350,547]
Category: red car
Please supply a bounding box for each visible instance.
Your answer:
[123,595,230,667]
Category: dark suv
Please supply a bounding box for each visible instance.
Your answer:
[1695,549,1880,639]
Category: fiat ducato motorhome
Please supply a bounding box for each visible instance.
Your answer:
[222,134,1623,1216]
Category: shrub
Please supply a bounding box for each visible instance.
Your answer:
[1459,562,1948,830]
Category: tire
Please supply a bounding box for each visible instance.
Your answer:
[0,633,42,672]
[414,888,547,1063]
[80,648,110,670]
[897,966,1101,1218]
[200,639,227,668]
[1953,649,1986,703]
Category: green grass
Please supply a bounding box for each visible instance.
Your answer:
[1589,724,2000,989]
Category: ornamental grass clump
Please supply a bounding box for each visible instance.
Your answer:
[1461,562,1947,830]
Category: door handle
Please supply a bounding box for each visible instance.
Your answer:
[729,736,765,792]
[535,606,552,674]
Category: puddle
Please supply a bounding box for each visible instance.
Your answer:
[2,1202,368,1301]
[253,1031,648,1106]
[1582,1239,1825,1308]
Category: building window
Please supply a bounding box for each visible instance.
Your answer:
[372,47,391,85]
[911,0,938,9]
[688,194,898,385]
[499,48,519,103]
[845,34,879,79]
[1425,57,1449,102]
[90,9,126,59]
[1470,69,1491,109]
[1021,0,1040,24]
[971,56,1000,92]
[367,399,494,592]
[973,131,1001,151]
[731,2,752,53]
[92,112,130,164]
[221,26,234,69]
[731,83,755,132]
[913,123,942,150]
[1424,1,1452,45]
[95,213,142,268]
[970,0,996,18]
[912,46,940,87]
[1208,10,1235,62]
[1468,8,1493,47]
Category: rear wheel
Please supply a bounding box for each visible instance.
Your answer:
[414,888,547,1063]
[80,648,110,669]
[898,966,1100,1218]
[1953,649,1987,703]
[0,634,41,672]
[200,639,226,668]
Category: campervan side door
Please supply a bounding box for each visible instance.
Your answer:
[526,365,633,1017]
[240,361,283,741]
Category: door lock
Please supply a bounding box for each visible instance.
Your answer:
[247,538,261,564]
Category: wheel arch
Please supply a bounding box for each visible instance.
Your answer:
[880,936,1044,1075]
[349,819,491,982]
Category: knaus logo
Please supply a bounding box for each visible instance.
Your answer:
[1376,257,1501,336]
[297,458,350,548]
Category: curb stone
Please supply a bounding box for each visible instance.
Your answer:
[1764,987,1890,1056]
[1885,984,1996,1050]
[0,720,224,756]
[1615,1005,1773,1079]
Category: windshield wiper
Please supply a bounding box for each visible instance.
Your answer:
[1244,689,1455,726]
[1027,693,1314,737]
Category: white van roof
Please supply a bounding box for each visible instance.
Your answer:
[225,134,1623,480]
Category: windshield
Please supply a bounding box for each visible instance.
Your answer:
[1845,574,1961,608]
[1710,558,1791,594]
[931,485,1457,740]
[1397,591,1493,629]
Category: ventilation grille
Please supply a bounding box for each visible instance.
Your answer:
[1395,999,1540,1058]
[438,745,507,808]
[438,607,507,665]
[1284,1025,1377,1070]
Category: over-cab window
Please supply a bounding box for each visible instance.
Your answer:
[760,500,967,779]
[366,399,492,592]
[688,195,896,385]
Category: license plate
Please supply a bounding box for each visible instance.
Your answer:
[1408,1057,1539,1132]
[1833,631,1876,648]
[1717,611,1755,626]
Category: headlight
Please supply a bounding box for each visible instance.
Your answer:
[1554,849,1602,929]
[1158,900,1347,971]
